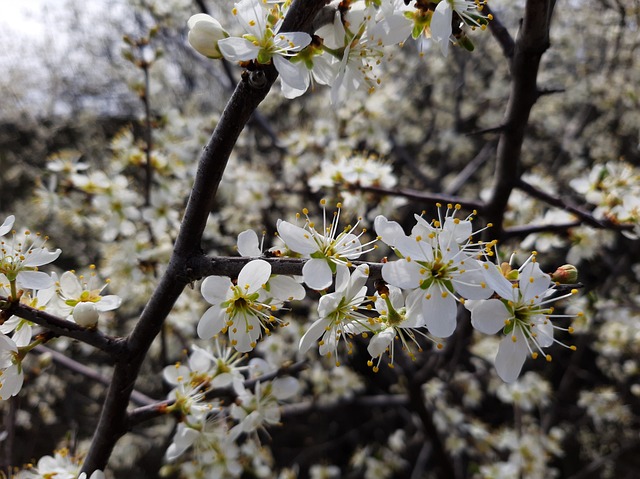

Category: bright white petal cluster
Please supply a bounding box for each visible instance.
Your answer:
[198,259,304,352]
[277,201,377,290]
[375,204,493,338]
[0,227,61,290]
[466,255,579,382]
[299,264,372,364]
[54,268,122,327]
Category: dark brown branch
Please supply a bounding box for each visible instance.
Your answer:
[81,1,329,473]
[1,297,125,356]
[34,345,155,407]
[502,221,582,239]
[483,0,554,240]
[485,4,515,58]
[186,254,383,283]
[349,184,485,212]
[516,179,634,231]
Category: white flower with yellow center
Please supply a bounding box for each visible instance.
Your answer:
[55,268,122,327]
[466,255,580,382]
[0,226,61,291]
[277,201,377,290]
[198,259,301,352]
[375,205,493,338]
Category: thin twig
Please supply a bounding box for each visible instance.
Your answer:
[34,345,155,407]
[348,184,485,212]
[485,4,515,58]
[516,179,634,231]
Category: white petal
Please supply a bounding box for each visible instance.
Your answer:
[0,364,23,399]
[267,275,305,301]
[201,276,232,305]
[163,364,190,385]
[272,376,300,400]
[16,271,54,290]
[495,329,528,383]
[0,215,15,236]
[274,55,309,92]
[273,31,311,51]
[381,260,422,289]
[430,1,453,57]
[197,305,226,339]
[96,295,122,311]
[59,271,83,297]
[519,262,551,302]
[218,37,260,62]
[302,259,333,290]
[299,317,330,354]
[334,263,350,292]
[454,265,493,300]
[423,287,457,337]
[374,215,405,247]
[533,316,554,348]
[22,248,61,267]
[237,230,262,257]
[368,328,395,357]
[277,220,318,254]
[481,263,516,300]
[345,264,369,299]
[467,299,511,334]
[238,259,271,293]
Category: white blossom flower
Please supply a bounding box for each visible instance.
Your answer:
[0,278,56,346]
[230,377,299,437]
[55,268,122,327]
[218,0,312,96]
[466,255,579,382]
[375,205,493,338]
[14,449,100,479]
[0,227,61,291]
[198,259,302,352]
[367,285,441,372]
[430,0,492,57]
[299,264,372,363]
[0,334,23,400]
[164,340,249,399]
[277,201,377,290]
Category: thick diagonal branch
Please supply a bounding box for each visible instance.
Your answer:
[81,1,328,473]
[484,0,555,239]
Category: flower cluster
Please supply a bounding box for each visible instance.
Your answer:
[195,203,580,383]
[186,0,492,102]
[570,159,640,238]
[0,215,122,400]
[161,342,299,476]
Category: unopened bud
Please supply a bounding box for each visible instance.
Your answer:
[73,302,99,328]
[551,264,578,284]
[187,14,228,59]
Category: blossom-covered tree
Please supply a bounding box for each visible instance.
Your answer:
[1,0,639,478]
